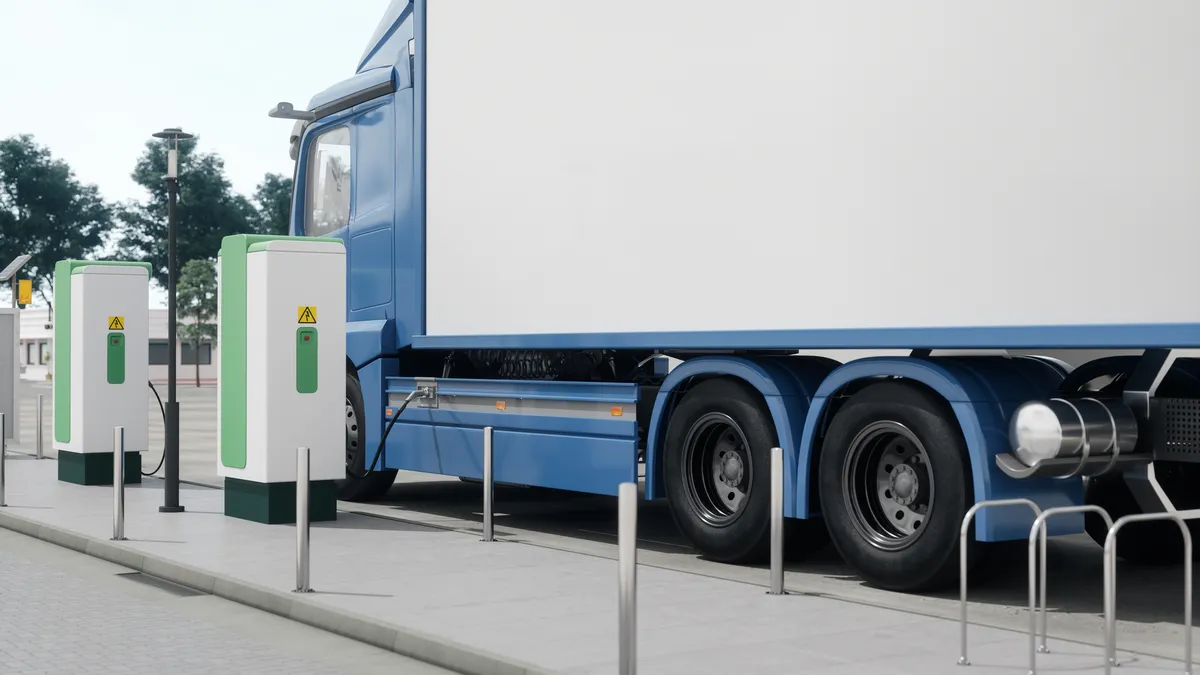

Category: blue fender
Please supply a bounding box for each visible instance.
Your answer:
[347,319,398,455]
[643,355,839,518]
[797,355,1083,541]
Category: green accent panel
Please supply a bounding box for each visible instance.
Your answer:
[296,327,318,394]
[106,333,126,384]
[53,260,153,444]
[218,235,342,470]
[223,477,338,524]
[57,450,142,486]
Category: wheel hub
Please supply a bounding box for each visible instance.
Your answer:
[719,453,744,486]
[889,464,919,506]
[681,412,754,527]
[345,398,359,465]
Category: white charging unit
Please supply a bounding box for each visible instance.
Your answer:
[217,235,345,524]
[52,260,150,485]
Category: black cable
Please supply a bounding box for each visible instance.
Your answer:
[350,352,403,373]
[143,381,167,476]
[345,388,425,479]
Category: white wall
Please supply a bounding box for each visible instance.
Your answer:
[425,1,1200,338]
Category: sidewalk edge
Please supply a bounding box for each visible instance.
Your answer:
[0,509,559,675]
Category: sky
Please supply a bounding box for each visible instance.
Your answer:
[0,0,389,205]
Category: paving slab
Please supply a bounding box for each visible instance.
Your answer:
[0,455,1190,675]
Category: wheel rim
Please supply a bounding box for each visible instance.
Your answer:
[345,397,360,469]
[681,413,753,527]
[842,421,934,551]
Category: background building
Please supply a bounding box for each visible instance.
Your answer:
[17,307,218,385]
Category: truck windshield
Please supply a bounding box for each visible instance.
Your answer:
[303,126,351,236]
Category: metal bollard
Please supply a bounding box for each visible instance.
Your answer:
[958,498,1042,666]
[618,481,638,675]
[294,446,312,593]
[1104,511,1193,674]
[768,446,785,595]
[112,426,126,540]
[1,412,7,508]
[36,394,44,460]
[1026,505,1112,674]
[482,426,494,542]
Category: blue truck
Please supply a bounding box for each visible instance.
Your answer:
[268,0,1200,591]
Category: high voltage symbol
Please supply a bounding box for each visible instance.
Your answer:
[297,306,317,324]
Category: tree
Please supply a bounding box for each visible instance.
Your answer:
[0,134,112,309]
[251,173,293,235]
[115,136,256,289]
[177,258,217,387]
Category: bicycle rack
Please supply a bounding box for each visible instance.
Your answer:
[1104,511,1194,675]
[1027,505,1113,675]
[958,498,1043,666]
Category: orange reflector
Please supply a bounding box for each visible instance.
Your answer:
[496,401,507,411]
[385,407,393,417]
[611,406,623,416]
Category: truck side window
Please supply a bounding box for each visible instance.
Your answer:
[304,126,352,236]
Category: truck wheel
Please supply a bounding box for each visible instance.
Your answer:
[818,381,974,592]
[664,378,829,564]
[337,370,398,502]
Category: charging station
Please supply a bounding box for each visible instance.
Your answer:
[217,235,345,524]
[53,260,150,485]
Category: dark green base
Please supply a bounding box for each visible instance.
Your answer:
[58,450,142,486]
[224,477,338,525]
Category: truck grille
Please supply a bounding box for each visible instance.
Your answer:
[1151,398,1200,462]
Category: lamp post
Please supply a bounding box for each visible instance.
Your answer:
[152,127,192,513]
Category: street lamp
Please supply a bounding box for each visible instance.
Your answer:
[152,127,193,513]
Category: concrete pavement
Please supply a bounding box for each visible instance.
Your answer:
[0,455,1193,675]
[0,527,451,674]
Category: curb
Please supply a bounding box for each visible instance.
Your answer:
[0,509,558,675]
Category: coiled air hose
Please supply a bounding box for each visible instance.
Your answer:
[345,387,430,479]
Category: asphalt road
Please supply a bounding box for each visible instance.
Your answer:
[10,379,1197,660]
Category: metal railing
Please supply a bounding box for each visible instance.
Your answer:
[482,426,494,542]
[958,498,1043,666]
[295,446,312,593]
[1103,512,1193,674]
[768,446,785,595]
[1026,505,1113,674]
[112,426,126,541]
[618,481,638,675]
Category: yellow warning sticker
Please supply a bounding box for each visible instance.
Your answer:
[108,316,125,330]
[297,306,317,324]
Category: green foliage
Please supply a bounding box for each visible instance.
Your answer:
[251,173,294,236]
[0,134,112,306]
[177,258,218,343]
[177,258,218,386]
[114,136,256,289]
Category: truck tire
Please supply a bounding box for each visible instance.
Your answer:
[817,381,975,592]
[663,378,829,564]
[337,370,398,502]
